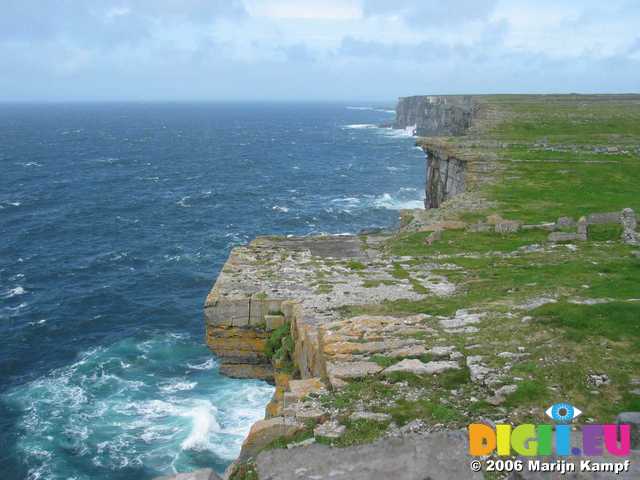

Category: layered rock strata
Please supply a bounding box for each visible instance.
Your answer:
[393,95,477,137]
[204,235,454,386]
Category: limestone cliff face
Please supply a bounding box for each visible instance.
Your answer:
[394,95,476,137]
[421,144,467,209]
[394,95,479,208]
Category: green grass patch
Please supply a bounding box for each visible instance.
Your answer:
[388,229,549,257]
[370,355,401,368]
[319,378,394,410]
[388,399,460,426]
[346,260,366,271]
[331,419,390,447]
[533,301,640,347]
[503,380,549,408]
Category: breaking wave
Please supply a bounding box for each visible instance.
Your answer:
[3,334,273,479]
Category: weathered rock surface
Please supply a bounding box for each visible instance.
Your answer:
[255,431,483,480]
[617,411,640,450]
[313,419,346,440]
[510,430,640,479]
[153,469,221,480]
[621,208,639,245]
[383,359,460,376]
[394,96,477,137]
[204,235,453,382]
[239,417,305,461]
[422,144,467,209]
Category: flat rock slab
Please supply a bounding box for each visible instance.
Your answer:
[288,378,326,400]
[153,469,221,480]
[239,417,305,461]
[327,361,383,380]
[256,431,483,480]
[383,359,460,375]
[269,236,367,259]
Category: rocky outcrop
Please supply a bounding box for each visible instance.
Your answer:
[394,95,477,137]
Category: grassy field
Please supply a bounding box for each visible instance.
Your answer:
[326,95,640,445]
[486,95,640,222]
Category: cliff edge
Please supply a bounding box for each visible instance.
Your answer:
[200,94,640,480]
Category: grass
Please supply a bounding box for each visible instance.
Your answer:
[330,419,390,447]
[264,322,296,373]
[346,260,367,271]
[388,229,549,257]
[388,399,460,426]
[503,380,549,408]
[533,301,640,347]
[319,378,395,411]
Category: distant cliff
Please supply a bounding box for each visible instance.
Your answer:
[394,95,480,208]
[393,95,477,137]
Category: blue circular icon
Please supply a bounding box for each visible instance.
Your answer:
[551,402,575,423]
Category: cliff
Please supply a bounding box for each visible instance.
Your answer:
[393,95,477,137]
[199,94,640,480]
[393,95,488,209]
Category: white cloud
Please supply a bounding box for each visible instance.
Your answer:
[244,0,361,20]
[0,0,639,100]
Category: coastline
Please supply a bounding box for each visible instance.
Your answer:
[197,94,640,480]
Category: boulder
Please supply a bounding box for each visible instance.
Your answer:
[494,220,521,234]
[388,344,427,358]
[621,208,639,245]
[287,378,326,400]
[314,419,346,440]
[350,411,392,423]
[427,346,456,358]
[587,211,621,225]
[487,384,518,405]
[555,216,576,229]
[239,417,305,460]
[326,361,383,382]
[576,216,588,240]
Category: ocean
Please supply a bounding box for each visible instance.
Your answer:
[0,103,424,479]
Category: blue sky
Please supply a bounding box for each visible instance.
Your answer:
[1,0,639,101]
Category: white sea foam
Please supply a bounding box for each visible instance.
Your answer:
[159,380,197,393]
[373,193,424,210]
[181,402,220,451]
[346,106,395,114]
[177,196,191,208]
[3,286,26,298]
[343,123,377,129]
[6,333,275,477]
[187,358,215,370]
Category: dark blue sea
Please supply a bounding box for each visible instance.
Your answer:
[0,103,424,479]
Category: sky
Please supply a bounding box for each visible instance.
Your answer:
[1,0,639,101]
